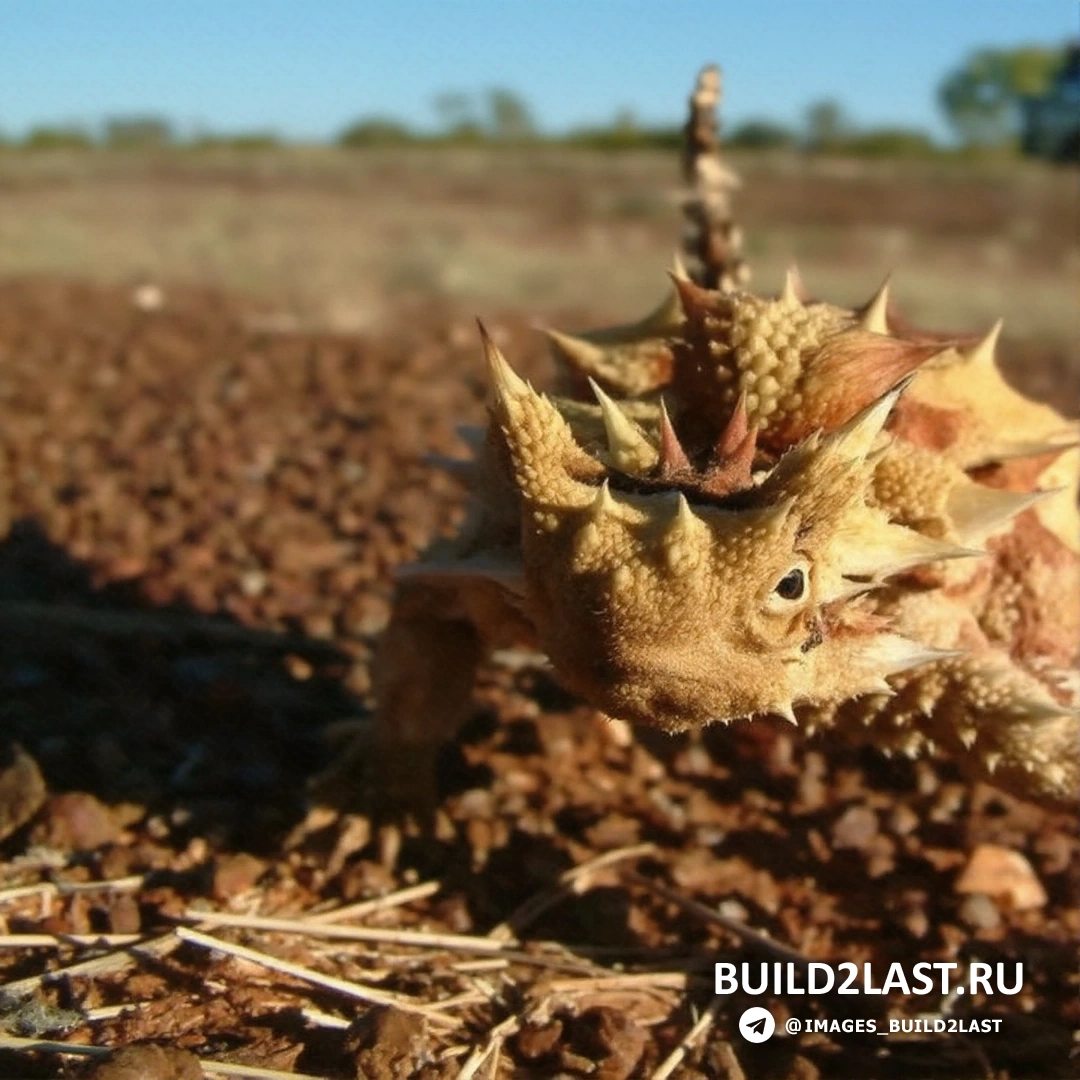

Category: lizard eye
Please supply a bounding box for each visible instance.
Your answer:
[773,567,806,601]
[763,561,811,616]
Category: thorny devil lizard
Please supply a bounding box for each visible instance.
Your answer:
[345,71,1080,820]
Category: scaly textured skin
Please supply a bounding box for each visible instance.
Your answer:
[363,274,1079,815]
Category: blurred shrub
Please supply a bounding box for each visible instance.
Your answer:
[103,115,175,150]
[486,88,536,142]
[728,119,797,150]
[803,99,852,152]
[338,117,415,147]
[22,125,94,150]
[564,114,681,151]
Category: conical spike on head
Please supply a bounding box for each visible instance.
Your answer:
[588,378,657,473]
[859,277,891,335]
[481,322,604,515]
[657,398,692,475]
[656,401,691,477]
[670,273,716,320]
[945,482,1056,543]
[1002,697,1079,723]
[842,521,983,581]
[701,426,757,497]
[716,391,750,456]
[752,494,797,541]
[822,376,911,464]
[974,430,1080,465]
[544,326,609,380]
[964,318,1003,368]
[868,640,966,678]
[589,478,617,521]
[669,491,700,534]
[779,265,806,307]
[772,701,798,725]
[480,320,530,401]
[670,251,691,282]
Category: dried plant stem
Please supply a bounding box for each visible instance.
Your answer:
[181,907,599,976]
[456,1015,519,1080]
[546,971,691,994]
[0,931,181,998]
[0,1036,110,1058]
[201,1063,334,1080]
[0,933,144,948]
[488,841,656,941]
[302,879,440,923]
[184,908,515,952]
[298,1006,351,1030]
[175,926,455,1024]
[649,996,724,1080]
[627,872,811,966]
[0,883,55,906]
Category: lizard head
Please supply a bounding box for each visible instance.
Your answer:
[484,330,970,731]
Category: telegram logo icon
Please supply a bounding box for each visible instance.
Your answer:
[739,1006,775,1043]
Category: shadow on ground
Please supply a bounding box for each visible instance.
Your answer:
[0,518,357,852]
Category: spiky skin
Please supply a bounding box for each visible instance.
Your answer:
[361,275,1079,815]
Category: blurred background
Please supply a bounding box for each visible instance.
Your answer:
[1,1,1077,347]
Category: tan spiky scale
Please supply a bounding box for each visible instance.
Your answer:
[588,378,658,475]
[858,277,891,335]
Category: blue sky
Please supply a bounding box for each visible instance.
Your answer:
[1,1,1075,140]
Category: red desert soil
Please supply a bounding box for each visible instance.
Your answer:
[0,279,1077,1079]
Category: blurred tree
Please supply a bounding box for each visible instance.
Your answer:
[566,107,647,150]
[337,117,413,147]
[103,115,174,149]
[938,46,1066,147]
[804,99,850,151]
[23,124,94,150]
[432,91,482,140]
[485,88,536,142]
[610,107,640,139]
[728,118,797,150]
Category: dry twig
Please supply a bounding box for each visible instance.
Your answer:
[627,873,811,966]
[456,1014,519,1080]
[488,841,656,941]
[302,879,441,923]
[0,932,181,998]
[649,996,727,1080]
[0,933,144,948]
[184,908,515,952]
[175,926,456,1024]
